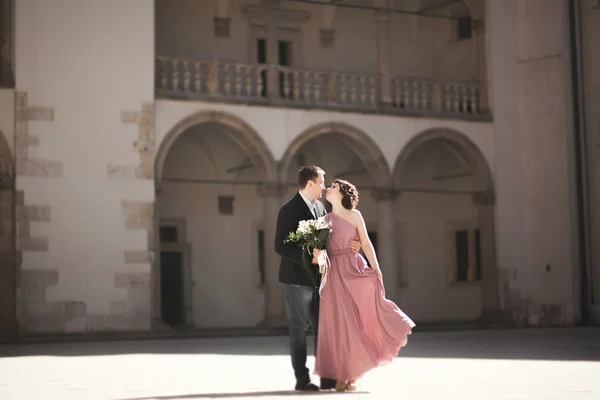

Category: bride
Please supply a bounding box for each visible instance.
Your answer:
[313,179,415,391]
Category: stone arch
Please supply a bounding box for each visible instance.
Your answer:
[153,111,277,328]
[279,122,391,187]
[0,129,16,340]
[393,127,493,192]
[155,110,277,182]
[392,127,500,321]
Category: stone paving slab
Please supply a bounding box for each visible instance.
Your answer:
[1,328,599,400]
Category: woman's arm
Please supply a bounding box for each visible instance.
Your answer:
[352,210,382,279]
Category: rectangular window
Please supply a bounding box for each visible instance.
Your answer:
[278,41,292,66]
[258,230,265,285]
[257,39,293,98]
[218,195,235,215]
[455,230,469,282]
[257,38,266,64]
[159,226,179,243]
[457,16,473,41]
[453,228,482,282]
[475,229,481,281]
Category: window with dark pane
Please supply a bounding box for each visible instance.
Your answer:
[257,38,266,64]
[218,195,234,215]
[475,229,482,281]
[159,226,178,243]
[258,229,265,285]
[278,40,292,98]
[257,38,267,97]
[457,16,473,41]
[278,41,291,66]
[455,229,469,281]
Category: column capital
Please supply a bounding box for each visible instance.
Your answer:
[371,188,398,202]
[257,181,284,198]
[471,191,495,206]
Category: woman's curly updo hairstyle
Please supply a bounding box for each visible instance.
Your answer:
[334,179,359,210]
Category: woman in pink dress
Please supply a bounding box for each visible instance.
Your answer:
[313,179,415,391]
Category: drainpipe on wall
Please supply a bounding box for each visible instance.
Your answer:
[566,0,593,323]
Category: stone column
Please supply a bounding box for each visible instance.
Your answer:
[214,0,231,38]
[0,0,15,87]
[257,181,286,326]
[0,184,16,339]
[472,191,500,320]
[372,189,398,301]
[263,0,280,100]
[473,19,489,113]
[464,0,488,113]
[516,0,579,325]
[375,1,392,105]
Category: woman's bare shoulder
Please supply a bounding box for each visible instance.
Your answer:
[349,209,364,222]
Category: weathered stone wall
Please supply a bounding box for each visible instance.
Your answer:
[14,0,155,333]
[488,0,580,326]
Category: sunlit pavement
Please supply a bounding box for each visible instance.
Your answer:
[1,327,599,400]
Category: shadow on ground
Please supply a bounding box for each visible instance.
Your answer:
[1,327,600,361]
[115,390,368,399]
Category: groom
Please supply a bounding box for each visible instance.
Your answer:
[274,165,361,391]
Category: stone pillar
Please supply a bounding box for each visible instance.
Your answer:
[0,0,15,87]
[473,19,489,113]
[464,0,488,113]
[214,0,231,37]
[375,1,392,105]
[257,182,286,326]
[0,184,16,339]
[372,189,398,301]
[263,0,280,100]
[472,191,500,321]
[516,0,579,325]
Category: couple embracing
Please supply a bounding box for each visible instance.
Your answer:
[274,165,415,392]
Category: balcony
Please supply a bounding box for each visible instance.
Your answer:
[155,57,488,121]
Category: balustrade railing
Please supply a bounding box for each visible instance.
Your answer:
[156,56,485,119]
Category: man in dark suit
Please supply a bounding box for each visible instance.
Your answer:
[274,165,361,391]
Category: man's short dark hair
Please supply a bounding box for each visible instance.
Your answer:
[297,165,325,189]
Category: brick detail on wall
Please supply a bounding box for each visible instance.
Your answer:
[107,102,154,181]
[17,269,88,333]
[15,92,63,178]
[15,190,50,253]
[115,200,155,330]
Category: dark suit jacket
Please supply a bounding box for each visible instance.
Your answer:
[275,192,327,287]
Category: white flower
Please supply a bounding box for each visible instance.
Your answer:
[315,217,330,230]
[297,220,312,234]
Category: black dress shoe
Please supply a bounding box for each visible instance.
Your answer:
[320,378,337,390]
[295,381,319,391]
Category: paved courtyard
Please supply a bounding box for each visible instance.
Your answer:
[1,327,599,400]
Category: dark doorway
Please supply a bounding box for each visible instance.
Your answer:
[256,38,293,98]
[160,251,184,326]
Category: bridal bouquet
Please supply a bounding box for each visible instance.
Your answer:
[284,217,333,287]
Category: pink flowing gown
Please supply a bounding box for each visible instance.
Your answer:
[314,213,416,383]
